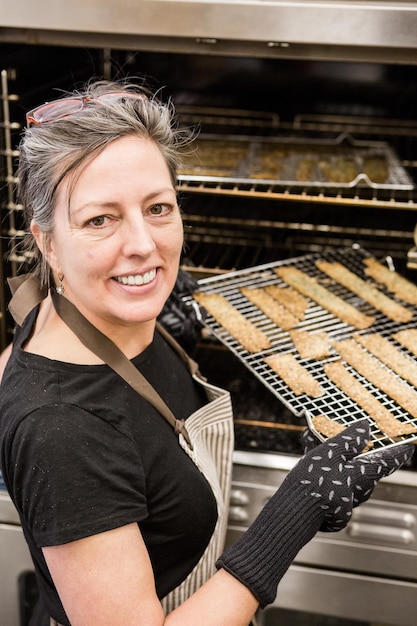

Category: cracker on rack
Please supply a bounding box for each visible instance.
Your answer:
[265,285,309,320]
[324,361,417,438]
[392,328,417,356]
[289,329,331,360]
[333,338,417,419]
[356,333,417,388]
[311,414,346,438]
[194,292,271,353]
[316,260,413,323]
[264,353,324,398]
[311,414,373,451]
[364,257,417,306]
[240,286,299,330]
[275,266,375,330]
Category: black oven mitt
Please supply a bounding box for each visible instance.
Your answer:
[216,420,413,607]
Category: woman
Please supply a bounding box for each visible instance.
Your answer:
[0,79,412,626]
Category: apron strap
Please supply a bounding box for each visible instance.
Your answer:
[8,273,48,326]
[156,321,200,377]
[50,289,193,448]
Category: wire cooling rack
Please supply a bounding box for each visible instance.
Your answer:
[184,245,417,455]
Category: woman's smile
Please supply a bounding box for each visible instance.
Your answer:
[114,268,157,286]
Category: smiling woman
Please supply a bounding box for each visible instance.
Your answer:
[30,134,184,349]
[0,79,412,626]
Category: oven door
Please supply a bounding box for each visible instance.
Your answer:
[0,522,35,626]
[0,490,36,626]
[257,564,417,626]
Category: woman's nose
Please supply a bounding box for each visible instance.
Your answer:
[122,215,156,256]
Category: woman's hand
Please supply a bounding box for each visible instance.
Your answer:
[300,422,411,531]
[217,420,413,607]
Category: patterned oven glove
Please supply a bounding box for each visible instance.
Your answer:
[216,420,414,607]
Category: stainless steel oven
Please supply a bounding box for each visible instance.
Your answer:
[2,3,417,624]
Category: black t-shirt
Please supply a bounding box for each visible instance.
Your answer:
[0,309,217,625]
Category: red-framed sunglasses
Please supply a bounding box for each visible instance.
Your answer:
[26,91,147,127]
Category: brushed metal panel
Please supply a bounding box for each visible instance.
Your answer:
[0,524,34,626]
[1,0,417,61]
[260,564,417,625]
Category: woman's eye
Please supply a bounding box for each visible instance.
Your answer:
[87,215,108,227]
[149,203,169,216]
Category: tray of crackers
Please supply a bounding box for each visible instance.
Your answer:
[178,133,414,191]
[186,245,417,456]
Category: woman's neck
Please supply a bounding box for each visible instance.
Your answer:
[23,293,155,364]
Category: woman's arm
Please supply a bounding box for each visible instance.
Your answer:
[43,421,412,626]
[43,522,258,626]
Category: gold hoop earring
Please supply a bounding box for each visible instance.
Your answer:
[56,273,65,295]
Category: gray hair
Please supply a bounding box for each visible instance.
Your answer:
[17,79,193,287]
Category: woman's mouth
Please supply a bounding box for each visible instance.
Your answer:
[114,269,157,286]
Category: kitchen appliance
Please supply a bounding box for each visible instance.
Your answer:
[0,487,36,626]
[2,3,417,623]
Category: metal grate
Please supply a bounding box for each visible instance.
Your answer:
[178,133,414,191]
[185,245,417,456]
[0,69,21,349]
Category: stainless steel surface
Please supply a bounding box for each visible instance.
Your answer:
[0,524,34,626]
[188,245,417,453]
[2,0,417,64]
[0,490,21,525]
[258,565,417,626]
[0,492,34,626]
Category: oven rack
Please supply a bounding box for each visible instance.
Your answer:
[178,179,417,213]
[179,132,413,191]
[177,110,417,210]
[0,68,20,348]
[184,245,417,455]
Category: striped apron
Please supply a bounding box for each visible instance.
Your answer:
[161,373,234,613]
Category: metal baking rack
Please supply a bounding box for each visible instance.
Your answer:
[178,133,414,191]
[184,245,417,456]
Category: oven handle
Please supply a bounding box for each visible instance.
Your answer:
[348,504,416,546]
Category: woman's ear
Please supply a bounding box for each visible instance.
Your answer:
[30,220,58,273]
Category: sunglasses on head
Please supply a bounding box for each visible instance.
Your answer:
[26,91,147,127]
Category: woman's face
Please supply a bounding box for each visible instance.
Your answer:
[43,135,183,335]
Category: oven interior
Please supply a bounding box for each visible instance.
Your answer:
[2,52,417,306]
[2,42,417,626]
